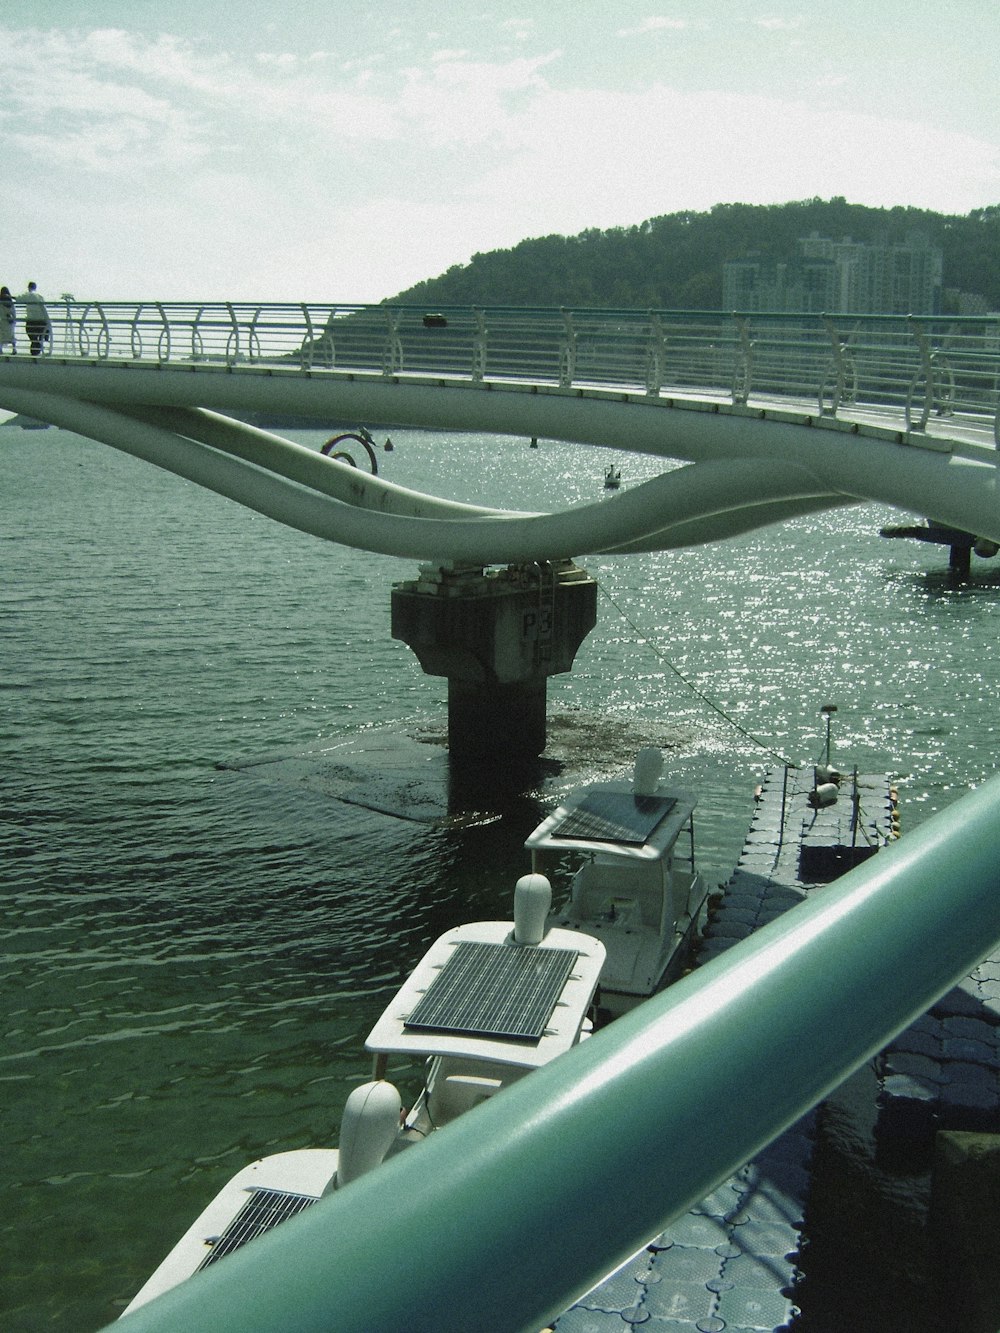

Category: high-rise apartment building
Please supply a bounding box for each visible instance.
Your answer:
[723,231,942,314]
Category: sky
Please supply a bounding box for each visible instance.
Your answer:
[2,1,998,303]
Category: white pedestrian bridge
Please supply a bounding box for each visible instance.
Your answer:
[1,300,998,562]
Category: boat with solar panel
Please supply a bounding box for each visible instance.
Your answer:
[524,746,707,1017]
[120,875,605,1316]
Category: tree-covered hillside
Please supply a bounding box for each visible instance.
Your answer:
[391,199,1000,312]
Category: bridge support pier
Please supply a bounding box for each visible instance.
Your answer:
[879,520,999,577]
[391,562,597,763]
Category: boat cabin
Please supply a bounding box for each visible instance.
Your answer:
[524,749,705,1013]
[367,888,605,1138]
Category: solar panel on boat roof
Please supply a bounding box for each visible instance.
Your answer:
[404,941,579,1042]
[551,791,676,844]
[199,1188,317,1269]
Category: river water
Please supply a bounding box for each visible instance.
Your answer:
[3,423,1000,1330]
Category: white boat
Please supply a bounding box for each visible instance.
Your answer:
[121,878,605,1316]
[524,748,707,1017]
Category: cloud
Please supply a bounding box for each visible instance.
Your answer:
[0,23,564,180]
[753,16,806,32]
[9,119,210,174]
[395,51,560,148]
[255,51,300,71]
[459,82,1000,232]
[0,23,406,179]
[617,17,688,37]
[500,18,535,43]
[77,27,235,94]
[0,26,238,173]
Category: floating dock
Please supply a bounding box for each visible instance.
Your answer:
[875,933,1000,1147]
[553,764,898,1332]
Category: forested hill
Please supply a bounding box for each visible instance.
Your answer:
[390,198,1000,312]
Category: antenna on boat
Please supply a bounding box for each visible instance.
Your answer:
[810,704,841,807]
[820,703,837,770]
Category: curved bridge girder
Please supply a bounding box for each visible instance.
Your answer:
[0,360,997,557]
[0,386,847,562]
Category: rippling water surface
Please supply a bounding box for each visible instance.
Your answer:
[3,424,1000,1329]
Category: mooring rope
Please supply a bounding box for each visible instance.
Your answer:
[596,579,800,768]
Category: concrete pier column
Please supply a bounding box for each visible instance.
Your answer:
[391,561,597,761]
[447,678,548,762]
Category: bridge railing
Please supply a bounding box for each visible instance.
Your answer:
[41,301,1000,445]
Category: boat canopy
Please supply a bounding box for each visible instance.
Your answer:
[365,919,605,1071]
[525,780,697,864]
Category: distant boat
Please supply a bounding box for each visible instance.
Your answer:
[604,464,621,489]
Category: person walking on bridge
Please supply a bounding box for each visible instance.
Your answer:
[20,282,51,357]
[0,286,15,353]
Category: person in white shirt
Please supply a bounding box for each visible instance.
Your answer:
[20,282,51,357]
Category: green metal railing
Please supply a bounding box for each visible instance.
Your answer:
[28,301,1000,447]
[111,774,1000,1333]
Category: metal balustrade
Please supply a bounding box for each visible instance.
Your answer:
[26,301,1000,447]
